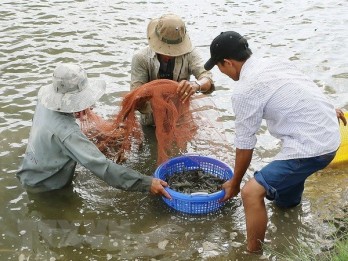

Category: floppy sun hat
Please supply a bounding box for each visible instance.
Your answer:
[38,63,106,113]
[147,13,193,56]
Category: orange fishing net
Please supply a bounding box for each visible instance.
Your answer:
[80,79,198,165]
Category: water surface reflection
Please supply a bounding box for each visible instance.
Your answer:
[1,0,347,260]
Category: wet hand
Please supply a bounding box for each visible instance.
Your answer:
[150,178,172,199]
[220,180,240,202]
[336,108,347,126]
[177,80,199,103]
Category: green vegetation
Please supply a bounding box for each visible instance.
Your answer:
[331,238,348,261]
[265,217,348,261]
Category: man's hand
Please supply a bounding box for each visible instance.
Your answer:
[220,148,253,202]
[220,179,240,202]
[150,178,172,199]
[336,109,347,126]
[177,80,198,103]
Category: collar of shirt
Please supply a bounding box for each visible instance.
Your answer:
[239,55,263,82]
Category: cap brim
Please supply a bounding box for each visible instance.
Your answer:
[204,58,217,71]
[147,18,193,56]
[38,79,106,113]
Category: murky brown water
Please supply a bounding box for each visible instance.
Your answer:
[1,0,347,260]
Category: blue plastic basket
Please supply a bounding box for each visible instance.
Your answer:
[154,154,234,214]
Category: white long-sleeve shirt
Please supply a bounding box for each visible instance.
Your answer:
[232,56,340,160]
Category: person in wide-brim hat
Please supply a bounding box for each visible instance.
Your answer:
[146,13,193,57]
[130,13,215,126]
[17,63,171,199]
[38,63,105,113]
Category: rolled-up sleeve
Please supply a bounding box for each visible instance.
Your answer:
[63,131,152,192]
[130,51,149,90]
[232,90,263,150]
[189,48,215,94]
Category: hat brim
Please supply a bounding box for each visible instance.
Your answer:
[38,79,106,113]
[147,18,193,56]
[204,57,217,71]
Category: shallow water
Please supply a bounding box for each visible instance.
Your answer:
[1,0,347,260]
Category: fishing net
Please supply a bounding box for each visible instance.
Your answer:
[80,79,198,165]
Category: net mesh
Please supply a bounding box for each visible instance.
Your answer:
[80,79,198,165]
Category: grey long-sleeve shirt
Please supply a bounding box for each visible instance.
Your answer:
[17,102,152,193]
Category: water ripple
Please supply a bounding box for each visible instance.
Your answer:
[0,0,347,259]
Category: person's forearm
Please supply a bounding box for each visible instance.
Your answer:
[65,132,152,192]
[195,77,213,93]
[231,148,253,186]
[104,161,152,192]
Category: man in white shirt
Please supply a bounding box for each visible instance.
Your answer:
[204,31,346,253]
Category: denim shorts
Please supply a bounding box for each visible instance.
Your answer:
[254,151,336,208]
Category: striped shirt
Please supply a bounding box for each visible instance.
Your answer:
[232,56,340,160]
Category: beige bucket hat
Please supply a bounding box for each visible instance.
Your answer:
[38,63,106,113]
[147,13,193,56]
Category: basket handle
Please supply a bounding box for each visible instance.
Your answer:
[190,192,209,196]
